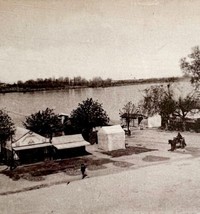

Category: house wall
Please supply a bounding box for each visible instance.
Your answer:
[17,147,51,164]
[54,146,87,159]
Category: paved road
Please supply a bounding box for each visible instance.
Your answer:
[1,156,200,214]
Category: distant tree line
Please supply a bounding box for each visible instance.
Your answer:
[0,76,113,93]
[112,76,184,86]
[0,76,185,93]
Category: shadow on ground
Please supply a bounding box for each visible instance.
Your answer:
[1,156,116,181]
[142,155,170,162]
[101,146,158,158]
[0,146,158,181]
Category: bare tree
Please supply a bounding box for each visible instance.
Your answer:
[119,101,137,135]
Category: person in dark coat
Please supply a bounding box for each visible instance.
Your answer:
[175,132,187,148]
[81,163,87,179]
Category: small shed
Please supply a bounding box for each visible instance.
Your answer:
[52,134,90,158]
[120,113,148,128]
[98,125,125,151]
[148,114,162,128]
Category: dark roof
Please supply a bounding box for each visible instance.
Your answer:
[120,113,148,119]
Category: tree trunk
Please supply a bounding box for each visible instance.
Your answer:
[0,143,2,162]
[182,120,186,131]
[127,120,131,136]
[165,122,168,131]
[161,116,168,130]
[127,121,130,132]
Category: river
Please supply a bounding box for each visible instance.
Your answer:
[0,80,193,127]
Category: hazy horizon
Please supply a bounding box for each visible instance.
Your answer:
[0,0,199,83]
[1,74,184,84]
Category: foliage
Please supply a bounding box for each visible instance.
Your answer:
[119,101,137,135]
[173,95,199,130]
[0,110,15,144]
[141,85,176,128]
[0,76,185,94]
[89,77,112,87]
[23,108,62,140]
[141,84,200,130]
[70,98,110,141]
[180,46,200,87]
[0,76,113,93]
[194,119,200,132]
[159,94,177,127]
[63,117,80,135]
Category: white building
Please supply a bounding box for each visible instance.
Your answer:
[98,125,125,151]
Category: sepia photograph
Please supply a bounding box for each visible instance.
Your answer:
[0,0,200,213]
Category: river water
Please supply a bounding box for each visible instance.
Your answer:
[0,80,192,126]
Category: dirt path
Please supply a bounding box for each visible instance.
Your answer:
[1,156,200,214]
[0,129,200,213]
[0,129,199,192]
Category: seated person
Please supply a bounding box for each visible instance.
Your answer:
[174,132,186,148]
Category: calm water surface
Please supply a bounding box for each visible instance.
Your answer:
[0,81,192,126]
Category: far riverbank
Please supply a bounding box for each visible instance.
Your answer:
[0,76,187,94]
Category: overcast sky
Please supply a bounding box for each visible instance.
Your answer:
[0,0,200,83]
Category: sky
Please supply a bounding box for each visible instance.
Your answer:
[0,0,200,83]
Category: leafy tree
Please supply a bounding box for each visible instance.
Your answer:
[180,46,200,87]
[89,77,104,87]
[23,108,62,141]
[173,95,199,131]
[70,98,110,141]
[119,101,137,135]
[0,110,15,159]
[141,85,176,129]
[0,110,15,143]
[159,94,177,129]
[141,84,200,130]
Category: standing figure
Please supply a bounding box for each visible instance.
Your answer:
[81,163,87,179]
[10,151,19,170]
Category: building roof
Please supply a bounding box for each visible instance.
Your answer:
[120,113,148,119]
[186,109,200,119]
[12,127,49,150]
[58,113,70,117]
[13,142,51,151]
[12,127,90,151]
[53,141,89,150]
[52,134,90,150]
[98,125,124,134]
[13,127,30,141]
